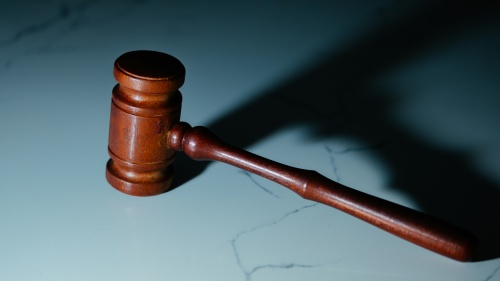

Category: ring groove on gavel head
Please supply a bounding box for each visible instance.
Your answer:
[106,50,185,196]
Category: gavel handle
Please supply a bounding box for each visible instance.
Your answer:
[167,122,476,261]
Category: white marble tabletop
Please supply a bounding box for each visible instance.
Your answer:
[1,1,500,280]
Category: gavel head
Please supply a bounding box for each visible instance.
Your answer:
[106,50,185,196]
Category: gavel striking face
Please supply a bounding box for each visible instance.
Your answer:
[106,51,476,261]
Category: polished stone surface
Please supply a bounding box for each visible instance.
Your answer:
[1,1,500,280]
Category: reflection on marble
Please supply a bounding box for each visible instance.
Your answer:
[1,0,500,280]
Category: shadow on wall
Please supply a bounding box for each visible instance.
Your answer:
[172,1,500,261]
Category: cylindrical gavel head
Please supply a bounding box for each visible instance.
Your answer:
[106,50,185,196]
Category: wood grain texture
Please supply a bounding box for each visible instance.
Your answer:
[106,51,184,196]
[167,122,477,261]
[106,50,476,261]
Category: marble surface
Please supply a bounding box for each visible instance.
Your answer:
[1,1,500,280]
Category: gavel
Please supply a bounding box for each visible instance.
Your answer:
[106,50,476,261]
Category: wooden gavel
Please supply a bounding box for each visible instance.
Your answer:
[106,50,476,261]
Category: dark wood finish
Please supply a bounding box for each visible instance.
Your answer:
[168,122,477,261]
[106,50,184,196]
[106,50,476,261]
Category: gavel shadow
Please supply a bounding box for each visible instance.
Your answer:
[172,1,500,261]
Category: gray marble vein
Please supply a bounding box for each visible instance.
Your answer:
[1,0,145,68]
[239,170,280,199]
[327,143,386,155]
[324,145,341,182]
[230,203,318,281]
[484,263,500,281]
[0,6,70,47]
[244,263,315,281]
[324,142,386,183]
